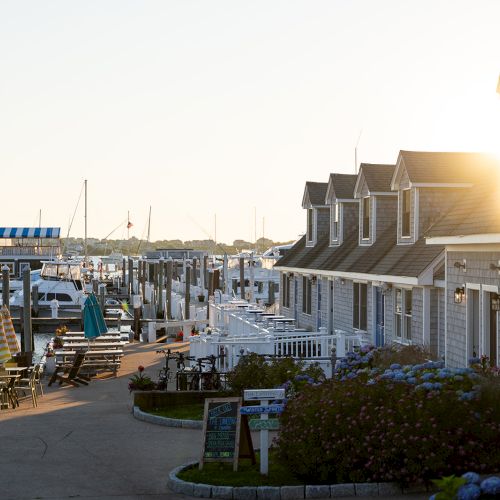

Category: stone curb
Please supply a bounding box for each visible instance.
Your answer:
[132,405,203,429]
[167,462,427,499]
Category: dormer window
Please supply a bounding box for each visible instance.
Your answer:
[307,208,314,243]
[362,197,370,239]
[402,189,411,237]
[331,203,339,241]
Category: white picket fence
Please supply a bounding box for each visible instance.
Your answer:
[189,302,370,377]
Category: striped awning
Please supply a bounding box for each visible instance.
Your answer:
[0,227,60,239]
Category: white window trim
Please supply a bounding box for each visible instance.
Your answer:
[394,287,412,342]
[330,202,343,246]
[360,196,372,245]
[465,284,481,364]
[306,208,317,247]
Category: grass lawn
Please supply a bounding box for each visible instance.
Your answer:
[148,403,205,421]
[178,451,303,487]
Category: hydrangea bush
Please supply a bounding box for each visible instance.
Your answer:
[276,347,500,487]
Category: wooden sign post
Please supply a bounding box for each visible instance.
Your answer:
[200,397,243,471]
[243,388,285,476]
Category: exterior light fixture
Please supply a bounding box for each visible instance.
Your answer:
[492,293,500,312]
[489,262,500,272]
[454,287,465,304]
[454,260,466,271]
[311,276,317,283]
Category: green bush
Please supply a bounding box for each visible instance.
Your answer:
[276,374,500,487]
[226,353,324,396]
[371,344,431,369]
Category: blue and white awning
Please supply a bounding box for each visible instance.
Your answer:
[0,227,61,239]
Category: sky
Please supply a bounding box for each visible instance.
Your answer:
[0,1,499,245]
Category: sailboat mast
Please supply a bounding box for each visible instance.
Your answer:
[84,179,88,265]
[147,206,151,242]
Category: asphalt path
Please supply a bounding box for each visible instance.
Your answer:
[0,341,428,500]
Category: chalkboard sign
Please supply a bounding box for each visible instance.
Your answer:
[199,397,242,471]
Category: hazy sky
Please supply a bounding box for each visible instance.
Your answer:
[1,1,499,245]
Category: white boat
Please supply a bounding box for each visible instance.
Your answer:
[10,260,87,308]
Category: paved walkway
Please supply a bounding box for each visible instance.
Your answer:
[0,341,428,500]
[0,341,201,500]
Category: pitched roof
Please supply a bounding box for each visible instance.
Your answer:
[276,224,443,279]
[426,175,500,238]
[398,151,495,185]
[305,182,328,206]
[358,164,395,194]
[327,173,358,200]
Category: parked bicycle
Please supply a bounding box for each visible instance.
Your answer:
[156,348,173,390]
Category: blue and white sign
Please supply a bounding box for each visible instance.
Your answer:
[240,405,284,415]
[243,388,285,401]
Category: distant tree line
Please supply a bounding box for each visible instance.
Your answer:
[61,236,295,257]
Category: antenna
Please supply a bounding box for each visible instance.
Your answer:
[354,129,363,174]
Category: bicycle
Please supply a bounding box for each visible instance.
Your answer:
[156,348,173,390]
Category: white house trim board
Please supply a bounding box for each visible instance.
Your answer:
[482,284,499,293]
[442,244,500,252]
[274,266,419,285]
[426,234,500,245]
[417,250,445,286]
[353,171,366,199]
[414,188,420,241]
[410,182,473,188]
[390,153,406,191]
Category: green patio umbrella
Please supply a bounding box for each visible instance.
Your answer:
[83,293,108,339]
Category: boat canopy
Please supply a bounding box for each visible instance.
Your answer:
[0,227,60,238]
[41,262,82,281]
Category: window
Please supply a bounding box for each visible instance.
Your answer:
[302,276,312,315]
[353,283,367,330]
[362,197,370,239]
[57,293,73,302]
[395,288,412,341]
[282,274,290,308]
[402,190,411,237]
[307,209,314,242]
[331,203,339,241]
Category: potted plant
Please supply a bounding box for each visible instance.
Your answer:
[128,365,156,392]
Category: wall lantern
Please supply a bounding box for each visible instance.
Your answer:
[489,262,500,272]
[311,276,317,283]
[454,260,467,271]
[492,293,500,312]
[454,287,465,304]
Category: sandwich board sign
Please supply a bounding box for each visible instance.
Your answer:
[199,397,254,471]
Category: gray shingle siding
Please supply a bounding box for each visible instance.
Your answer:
[411,287,423,345]
[418,188,462,239]
[376,196,397,241]
[446,250,500,368]
[334,279,354,333]
[317,207,330,239]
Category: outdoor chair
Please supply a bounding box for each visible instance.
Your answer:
[15,368,38,408]
[48,353,91,388]
[32,363,44,396]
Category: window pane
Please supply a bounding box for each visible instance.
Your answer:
[307,210,313,241]
[363,198,370,239]
[405,316,412,340]
[395,289,402,313]
[360,284,367,331]
[405,290,412,315]
[353,283,359,329]
[402,190,411,236]
[307,279,312,314]
[302,276,307,312]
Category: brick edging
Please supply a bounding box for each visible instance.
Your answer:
[132,405,203,429]
[167,462,429,498]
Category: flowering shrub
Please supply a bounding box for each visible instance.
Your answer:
[227,353,324,396]
[276,371,500,486]
[430,472,500,499]
[128,365,156,392]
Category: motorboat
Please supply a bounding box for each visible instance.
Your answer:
[10,260,87,309]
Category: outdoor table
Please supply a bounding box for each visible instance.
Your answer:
[55,349,124,376]
[271,318,296,331]
[57,342,126,350]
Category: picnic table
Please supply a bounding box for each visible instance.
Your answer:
[55,349,124,376]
